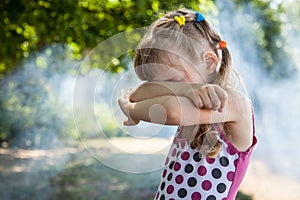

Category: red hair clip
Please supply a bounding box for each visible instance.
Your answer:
[219,40,227,49]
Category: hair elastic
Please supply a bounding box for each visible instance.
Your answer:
[219,40,227,49]
[195,12,205,22]
[174,15,185,26]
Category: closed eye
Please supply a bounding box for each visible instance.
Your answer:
[168,76,185,82]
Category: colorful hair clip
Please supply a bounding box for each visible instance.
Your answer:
[195,12,205,22]
[174,15,185,26]
[219,40,227,49]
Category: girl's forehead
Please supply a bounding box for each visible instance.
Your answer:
[153,70,184,81]
[154,60,205,82]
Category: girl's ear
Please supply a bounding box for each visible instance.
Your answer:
[202,51,219,74]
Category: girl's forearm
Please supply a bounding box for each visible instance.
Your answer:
[128,95,213,126]
[129,96,175,125]
[130,81,198,102]
[129,96,204,126]
[129,94,239,126]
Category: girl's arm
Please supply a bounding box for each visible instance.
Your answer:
[130,82,228,112]
[119,89,250,126]
[130,81,191,101]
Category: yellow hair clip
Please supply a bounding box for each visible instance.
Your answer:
[174,15,185,26]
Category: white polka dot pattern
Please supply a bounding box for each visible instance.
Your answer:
[154,134,239,200]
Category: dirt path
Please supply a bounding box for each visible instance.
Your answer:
[108,137,300,199]
[99,137,300,199]
[1,137,300,200]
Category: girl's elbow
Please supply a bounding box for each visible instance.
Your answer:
[162,99,182,125]
[129,91,141,102]
[165,109,181,125]
[129,94,138,102]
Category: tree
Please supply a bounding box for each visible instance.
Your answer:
[0,0,215,146]
[0,0,299,145]
[232,0,297,78]
[0,0,215,77]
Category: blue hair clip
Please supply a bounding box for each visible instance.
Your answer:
[195,12,205,22]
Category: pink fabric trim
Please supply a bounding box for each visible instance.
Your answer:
[213,107,257,200]
[227,136,257,200]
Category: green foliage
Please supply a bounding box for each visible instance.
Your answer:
[0,46,75,148]
[236,191,253,200]
[1,0,299,145]
[0,0,214,144]
[233,0,297,78]
[0,0,213,77]
[1,0,299,78]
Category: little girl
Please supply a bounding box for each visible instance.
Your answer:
[118,8,257,200]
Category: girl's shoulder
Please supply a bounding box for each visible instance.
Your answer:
[223,90,254,152]
[226,89,252,121]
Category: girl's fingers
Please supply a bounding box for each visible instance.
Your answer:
[120,88,133,100]
[198,88,212,109]
[197,95,204,108]
[127,88,135,94]
[123,120,133,126]
[215,86,228,112]
[124,118,139,126]
[207,86,221,111]
[188,89,203,108]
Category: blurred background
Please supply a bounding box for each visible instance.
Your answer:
[1,0,300,199]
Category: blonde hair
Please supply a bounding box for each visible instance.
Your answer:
[134,8,235,157]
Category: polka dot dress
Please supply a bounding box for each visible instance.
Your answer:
[154,125,257,200]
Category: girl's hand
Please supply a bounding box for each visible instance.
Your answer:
[185,84,228,112]
[118,88,140,126]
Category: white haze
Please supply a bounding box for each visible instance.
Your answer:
[216,0,300,180]
[1,2,300,198]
